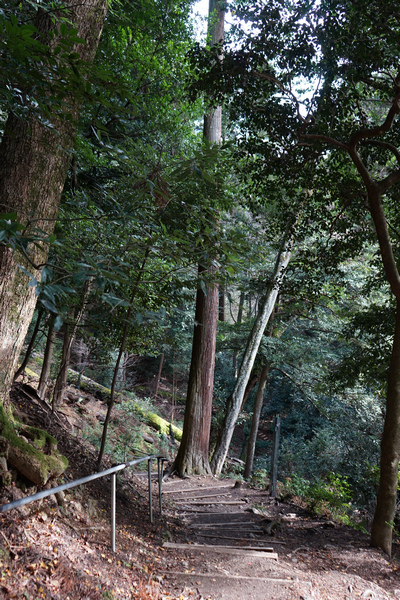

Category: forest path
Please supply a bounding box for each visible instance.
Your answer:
[3,385,399,599]
[158,475,399,600]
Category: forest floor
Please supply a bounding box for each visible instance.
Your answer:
[0,382,399,599]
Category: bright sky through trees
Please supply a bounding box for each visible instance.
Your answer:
[192,0,209,40]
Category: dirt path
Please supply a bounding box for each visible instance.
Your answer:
[159,475,400,600]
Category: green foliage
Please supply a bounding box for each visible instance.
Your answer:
[0,213,25,250]
[0,1,93,124]
[282,472,353,523]
[250,468,269,489]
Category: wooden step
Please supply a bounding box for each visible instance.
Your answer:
[163,542,278,560]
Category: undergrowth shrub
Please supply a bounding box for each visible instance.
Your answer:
[281,472,353,524]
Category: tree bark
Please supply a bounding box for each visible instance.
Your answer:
[297,61,400,558]
[244,363,270,480]
[0,0,108,409]
[53,278,92,409]
[210,229,293,475]
[347,139,400,556]
[365,179,400,556]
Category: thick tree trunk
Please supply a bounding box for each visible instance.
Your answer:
[172,264,219,475]
[0,0,108,409]
[210,231,293,475]
[38,314,56,400]
[244,363,270,479]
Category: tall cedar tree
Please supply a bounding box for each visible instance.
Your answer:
[172,0,224,475]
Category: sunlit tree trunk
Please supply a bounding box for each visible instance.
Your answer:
[53,279,92,409]
[153,350,165,399]
[52,318,72,410]
[210,229,293,475]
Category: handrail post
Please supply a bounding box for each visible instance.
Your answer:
[157,457,163,515]
[148,458,153,523]
[270,414,281,498]
[111,472,116,552]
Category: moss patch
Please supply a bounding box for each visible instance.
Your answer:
[134,405,182,441]
[0,405,68,486]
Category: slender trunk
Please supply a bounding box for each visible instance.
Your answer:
[370,300,400,556]
[52,280,91,409]
[299,78,400,557]
[52,319,72,410]
[153,351,165,399]
[210,229,293,475]
[97,249,149,468]
[365,185,400,556]
[238,371,261,461]
[244,363,270,480]
[240,372,260,411]
[38,314,56,400]
[13,309,44,381]
[219,288,225,322]
[0,0,108,410]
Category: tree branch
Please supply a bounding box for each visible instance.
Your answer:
[349,92,400,146]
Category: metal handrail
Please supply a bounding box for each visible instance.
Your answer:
[0,454,167,552]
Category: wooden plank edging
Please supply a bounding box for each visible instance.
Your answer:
[163,542,278,560]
